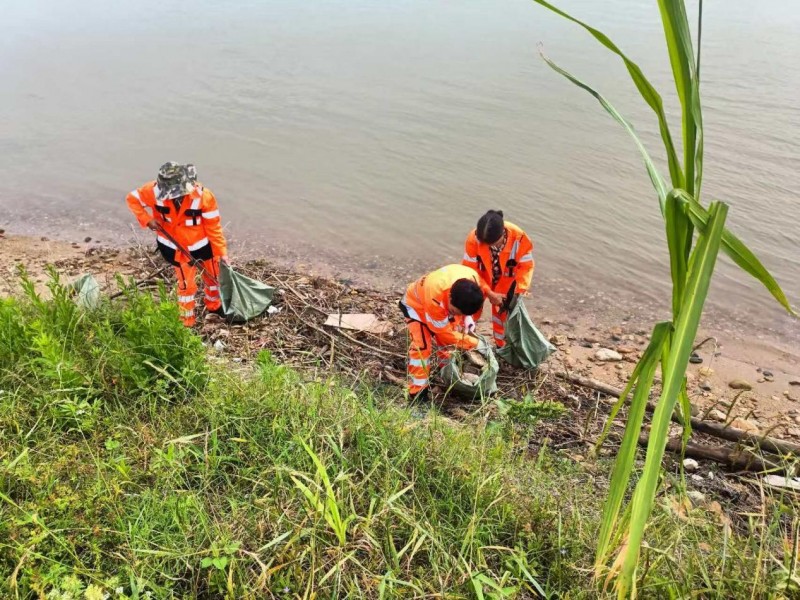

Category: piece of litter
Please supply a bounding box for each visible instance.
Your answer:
[267,306,281,315]
[213,340,226,352]
[764,474,800,492]
[323,313,392,334]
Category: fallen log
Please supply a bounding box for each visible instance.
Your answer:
[552,369,800,457]
[640,435,781,474]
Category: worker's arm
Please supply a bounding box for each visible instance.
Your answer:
[462,232,481,274]
[125,185,154,229]
[425,305,479,351]
[201,190,228,259]
[515,233,535,294]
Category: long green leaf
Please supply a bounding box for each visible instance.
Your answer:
[679,193,796,315]
[656,0,699,193]
[595,321,671,572]
[538,50,668,206]
[618,201,728,597]
[531,0,684,189]
[664,190,692,314]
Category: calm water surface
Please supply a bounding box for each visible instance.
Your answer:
[1,0,798,342]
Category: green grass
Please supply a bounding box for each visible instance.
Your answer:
[1,276,797,598]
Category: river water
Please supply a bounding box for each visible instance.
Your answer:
[1,0,798,344]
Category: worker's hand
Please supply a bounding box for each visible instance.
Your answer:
[220,255,230,266]
[487,290,504,306]
[463,315,476,335]
[146,219,159,231]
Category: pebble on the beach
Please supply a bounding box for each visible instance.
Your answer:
[594,348,622,362]
[728,379,753,391]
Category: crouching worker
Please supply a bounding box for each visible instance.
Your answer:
[399,264,488,401]
[125,162,229,326]
[462,210,534,348]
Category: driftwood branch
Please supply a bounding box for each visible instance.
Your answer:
[642,435,782,474]
[552,369,800,457]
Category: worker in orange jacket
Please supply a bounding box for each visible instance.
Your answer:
[399,264,488,401]
[125,162,228,326]
[462,210,534,348]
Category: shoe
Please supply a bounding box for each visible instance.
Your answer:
[409,388,430,404]
[207,306,225,317]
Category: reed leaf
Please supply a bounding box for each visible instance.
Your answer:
[619,201,728,596]
[531,0,684,189]
[595,321,671,572]
[538,49,668,207]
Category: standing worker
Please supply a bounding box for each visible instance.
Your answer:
[125,162,229,326]
[399,264,488,401]
[462,210,534,348]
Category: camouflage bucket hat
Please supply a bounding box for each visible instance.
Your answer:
[156,162,194,200]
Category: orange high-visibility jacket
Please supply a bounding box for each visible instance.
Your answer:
[401,264,489,349]
[462,221,534,294]
[125,181,227,264]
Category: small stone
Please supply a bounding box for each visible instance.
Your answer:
[699,380,713,392]
[0,228,5,234]
[550,334,568,346]
[708,409,727,422]
[764,374,774,382]
[594,348,623,362]
[84,236,92,243]
[689,352,703,364]
[763,370,773,378]
[212,340,226,352]
[784,390,799,402]
[698,367,714,377]
[707,471,715,480]
[730,417,759,434]
[690,474,704,482]
[40,236,49,241]
[790,380,800,387]
[728,379,753,391]
[789,428,800,438]
[687,490,706,504]
[616,346,636,355]
[584,336,600,344]
[683,458,700,472]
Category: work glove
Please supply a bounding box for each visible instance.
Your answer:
[463,315,476,334]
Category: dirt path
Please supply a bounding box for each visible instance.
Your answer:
[2,232,798,442]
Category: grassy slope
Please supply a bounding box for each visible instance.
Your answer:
[0,274,796,599]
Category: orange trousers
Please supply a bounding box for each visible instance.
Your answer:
[405,320,452,395]
[174,258,221,326]
[491,304,508,348]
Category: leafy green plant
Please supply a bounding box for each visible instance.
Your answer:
[291,438,356,546]
[530,0,795,596]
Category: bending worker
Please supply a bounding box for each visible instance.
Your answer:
[125,162,229,326]
[462,210,534,348]
[399,264,487,401]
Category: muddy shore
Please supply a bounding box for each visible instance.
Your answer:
[2,231,798,444]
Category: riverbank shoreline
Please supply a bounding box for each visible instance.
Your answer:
[1,231,799,440]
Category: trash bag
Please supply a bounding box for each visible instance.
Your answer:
[497,300,555,369]
[219,262,275,322]
[440,335,499,399]
[68,274,101,309]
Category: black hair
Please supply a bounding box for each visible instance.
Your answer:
[476,210,505,244]
[450,279,484,315]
